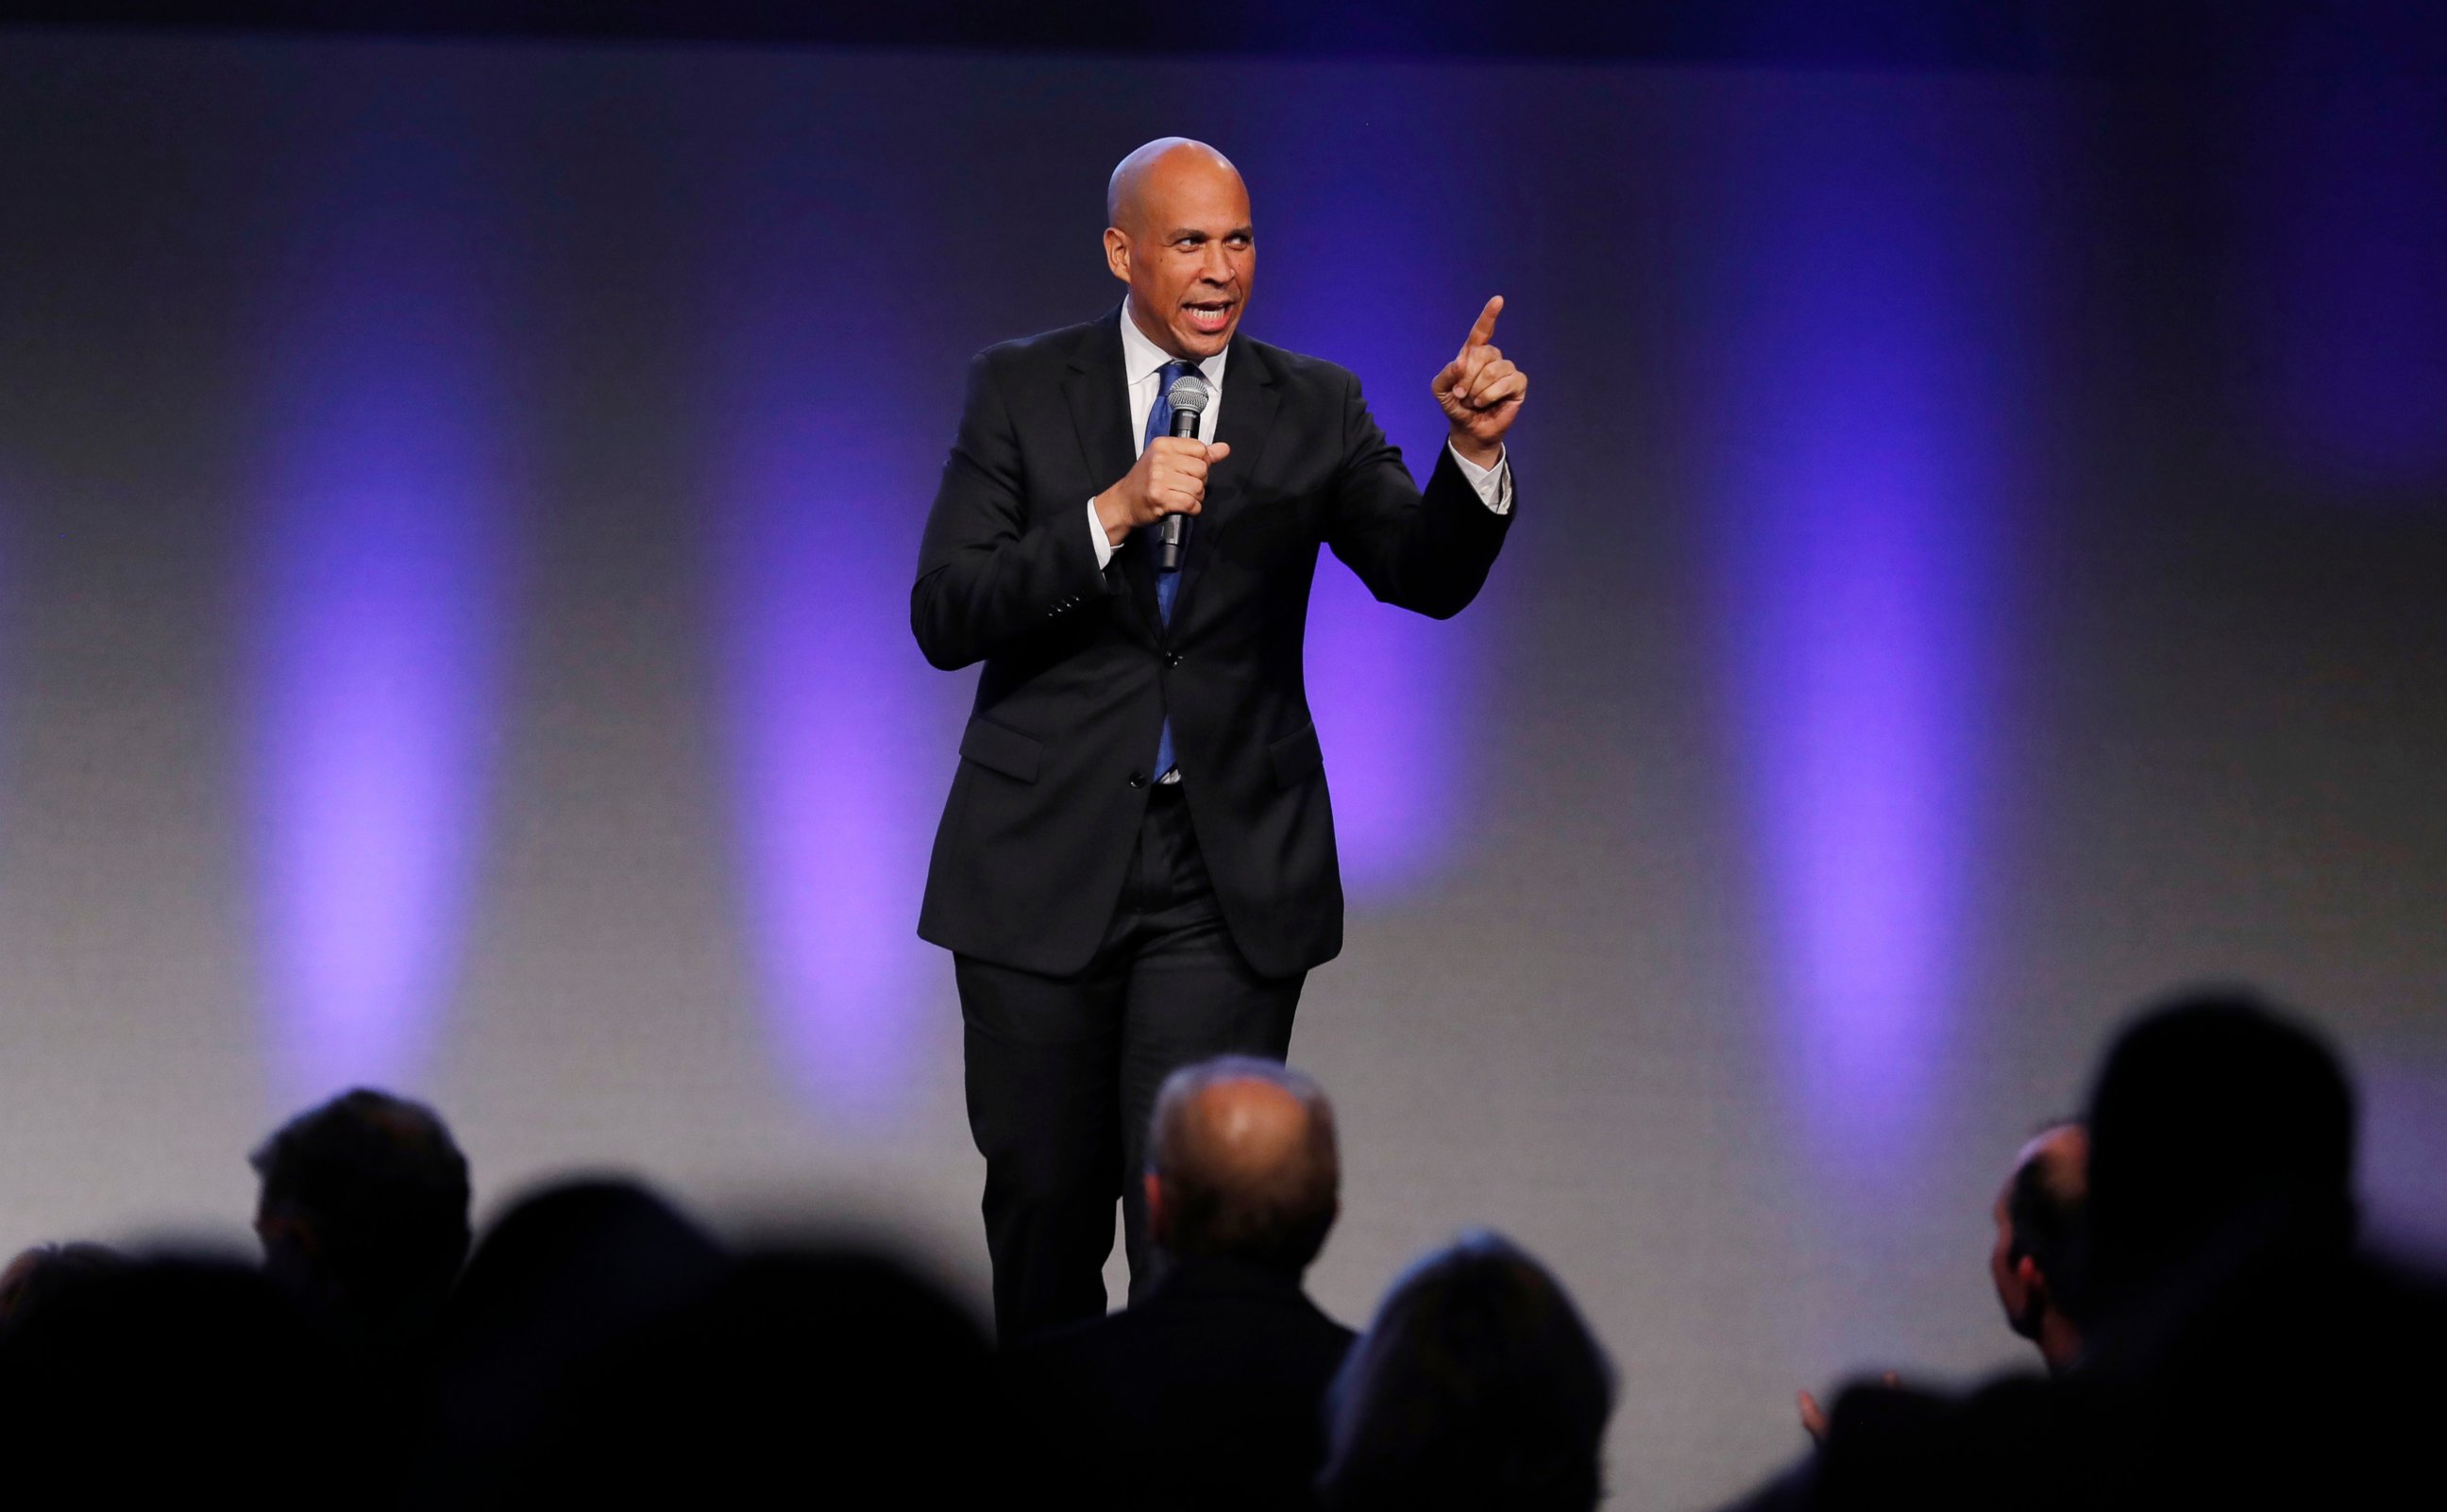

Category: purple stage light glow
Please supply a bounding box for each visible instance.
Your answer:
[248,138,512,1106]
[1306,539,1472,902]
[1707,91,2034,1167]
[695,141,940,1118]
[1247,96,1496,904]
[705,401,938,1117]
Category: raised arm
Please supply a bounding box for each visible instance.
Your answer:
[1326,297,1523,618]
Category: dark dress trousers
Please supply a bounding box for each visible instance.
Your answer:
[913,311,1513,1337]
[1006,1255,1359,1511]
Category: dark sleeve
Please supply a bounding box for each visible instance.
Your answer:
[1321,368,1513,621]
[910,352,1115,671]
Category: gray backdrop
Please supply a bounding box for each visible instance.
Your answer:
[1,28,2442,1509]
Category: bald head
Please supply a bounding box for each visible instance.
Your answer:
[1990,1121,2091,1368]
[1998,1124,2088,1271]
[1106,138,1241,234]
[2017,1124,2089,1204]
[1147,1057,1339,1272]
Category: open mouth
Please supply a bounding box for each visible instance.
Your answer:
[1182,299,1236,335]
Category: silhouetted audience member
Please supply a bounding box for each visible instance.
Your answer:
[508,1244,999,1508]
[1730,988,2447,1512]
[0,1241,123,1334]
[1798,1120,2088,1438]
[1318,1230,1615,1512]
[1012,1056,1357,1510]
[2058,993,2446,1506]
[425,1178,729,1507]
[252,1086,472,1354]
[0,1255,357,1507]
[1990,1120,2087,1374]
[2073,995,2354,1333]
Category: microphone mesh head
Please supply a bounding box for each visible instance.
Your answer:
[1166,370,1212,415]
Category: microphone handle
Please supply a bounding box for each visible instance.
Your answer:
[1158,403,1202,572]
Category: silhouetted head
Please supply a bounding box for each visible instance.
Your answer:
[426,1178,728,1503]
[251,1087,471,1340]
[0,1256,353,1505]
[512,1243,998,1505]
[0,1241,124,1335]
[2077,990,2356,1324]
[1319,1231,1615,1512]
[1987,1122,2088,1371]
[1104,137,1254,361]
[446,1177,726,1350]
[1145,1055,1341,1274]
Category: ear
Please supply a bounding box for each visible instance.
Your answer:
[1143,1172,1168,1243]
[2016,1254,2048,1302]
[1105,226,1132,284]
[256,1211,321,1263]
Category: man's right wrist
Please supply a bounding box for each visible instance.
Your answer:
[1093,491,1133,548]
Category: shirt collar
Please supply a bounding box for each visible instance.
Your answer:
[1119,304,1226,390]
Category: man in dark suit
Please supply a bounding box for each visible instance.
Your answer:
[913,137,1523,1340]
[1008,1056,1356,1508]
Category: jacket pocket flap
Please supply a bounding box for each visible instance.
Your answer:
[1267,721,1324,787]
[959,716,1043,782]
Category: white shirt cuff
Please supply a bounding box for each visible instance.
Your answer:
[1449,442,1513,515]
[1088,497,1117,568]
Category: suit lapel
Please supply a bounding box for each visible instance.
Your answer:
[1062,312,1160,634]
[1173,333,1277,629]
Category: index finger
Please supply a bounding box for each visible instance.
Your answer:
[1463,294,1504,349]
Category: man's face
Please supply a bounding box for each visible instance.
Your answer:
[1106,152,1256,361]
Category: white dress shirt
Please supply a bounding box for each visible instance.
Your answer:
[1088,307,1512,567]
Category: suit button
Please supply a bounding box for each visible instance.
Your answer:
[1127,771,1147,789]
[1163,651,1183,668]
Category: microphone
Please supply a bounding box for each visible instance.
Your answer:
[1157,369,1211,573]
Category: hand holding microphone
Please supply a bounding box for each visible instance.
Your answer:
[1092,372,1228,554]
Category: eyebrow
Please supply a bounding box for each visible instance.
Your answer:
[1167,226,1257,243]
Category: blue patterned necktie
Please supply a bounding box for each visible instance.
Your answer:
[1143,359,1198,781]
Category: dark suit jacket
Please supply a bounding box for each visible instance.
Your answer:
[913,311,1514,977]
[1006,1255,1358,1510]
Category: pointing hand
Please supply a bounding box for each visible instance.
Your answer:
[1432,295,1526,466]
